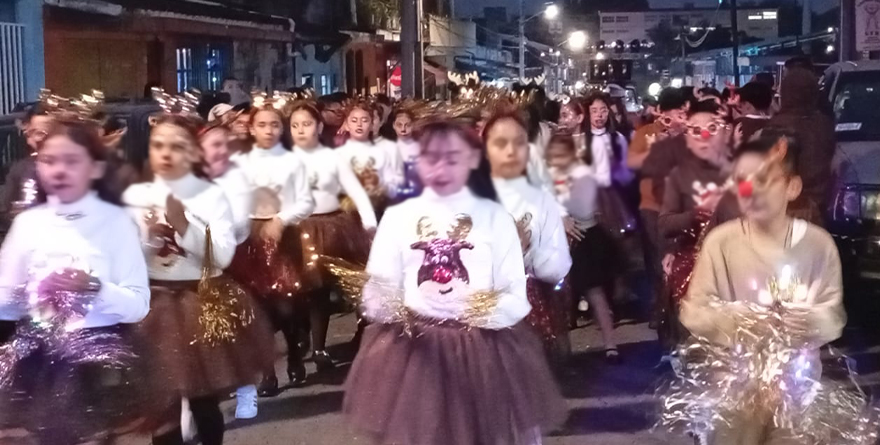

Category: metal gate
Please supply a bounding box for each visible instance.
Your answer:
[0,23,24,116]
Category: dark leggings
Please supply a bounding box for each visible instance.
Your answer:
[308,288,332,352]
[260,298,304,371]
[152,395,224,445]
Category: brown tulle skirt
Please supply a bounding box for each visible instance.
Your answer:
[0,325,159,443]
[139,278,275,406]
[227,222,307,299]
[340,194,389,222]
[297,210,371,290]
[343,319,567,445]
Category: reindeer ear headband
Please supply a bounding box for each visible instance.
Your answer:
[251,89,315,117]
[34,89,106,124]
[148,87,201,126]
[518,74,546,87]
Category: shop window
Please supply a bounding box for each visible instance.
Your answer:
[302,74,314,88]
[206,47,223,91]
[320,74,331,95]
[176,47,194,92]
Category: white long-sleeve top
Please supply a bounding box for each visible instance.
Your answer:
[123,173,236,281]
[213,163,252,244]
[551,164,598,229]
[362,188,530,329]
[527,142,555,196]
[585,129,619,188]
[397,138,420,163]
[336,138,403,196]
[0,192,150,327]
[230,144,316,225]
[493,177,572,284]
[295,145,377,229]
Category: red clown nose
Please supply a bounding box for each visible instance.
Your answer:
[738,180,754,198]
[433,266,454,284]
[700,129,712,140]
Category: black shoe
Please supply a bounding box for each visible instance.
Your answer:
[257,375,281,398]
[287,361,307,387]
[312,350,335,373]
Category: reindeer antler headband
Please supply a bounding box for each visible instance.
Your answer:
[37,89,106,123]
[151,87,200,116]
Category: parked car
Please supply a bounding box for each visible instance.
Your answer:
[824,61,880,313]
[0,99,159,184]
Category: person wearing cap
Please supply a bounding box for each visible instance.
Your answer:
[732,82,774,148]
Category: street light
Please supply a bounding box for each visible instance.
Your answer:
[568,30,588,51]
[520,3,560,79]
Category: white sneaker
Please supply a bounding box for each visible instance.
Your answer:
[235,385,258,420]
[577,299,589,312]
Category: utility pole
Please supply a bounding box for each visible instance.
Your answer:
[401,0,424,97]
[802,0,812,54]
[841,0,856,61]
[730,0,741,86]
[519,0,526,79]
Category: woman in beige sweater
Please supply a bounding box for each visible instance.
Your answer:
[679,134,846,445]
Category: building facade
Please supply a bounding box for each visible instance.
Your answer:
[599,8,779,44]
[42,0,294,99]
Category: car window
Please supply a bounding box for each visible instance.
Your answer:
[833,71,880,142]
[0,123,28,184]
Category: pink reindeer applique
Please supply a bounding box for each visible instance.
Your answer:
[410,214,474,299]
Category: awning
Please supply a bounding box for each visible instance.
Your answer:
[424,60,447,85]
[46,0,292,31]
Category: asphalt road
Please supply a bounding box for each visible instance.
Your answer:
[145,314,696,445]
[117,294,880,445]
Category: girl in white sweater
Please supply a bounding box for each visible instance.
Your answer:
[0,116,150,443]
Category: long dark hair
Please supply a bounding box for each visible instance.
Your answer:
[414,120,497,201]
[582,93,623,165]
[610,97,633,143]
[38,116,123,205]
[247,107,292,151]
[388,108,415,141]
[287,102,324,147]
[481,112,530,179]
[345,99,375,144]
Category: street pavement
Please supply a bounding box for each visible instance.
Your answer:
[122,313,695,445]
[120,306,880,445]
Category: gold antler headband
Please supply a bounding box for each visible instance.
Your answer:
[37,89,106,123]
[151,87,200,115]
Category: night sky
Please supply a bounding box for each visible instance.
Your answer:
[454,0,834,19]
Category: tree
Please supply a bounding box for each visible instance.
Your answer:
[647,20,682,57]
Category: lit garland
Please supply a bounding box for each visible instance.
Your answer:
[0,260,134,387]
[657,270,880,444]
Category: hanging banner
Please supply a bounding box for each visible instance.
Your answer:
[856,0,880,52]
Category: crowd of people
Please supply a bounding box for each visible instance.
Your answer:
[0,56,847,445]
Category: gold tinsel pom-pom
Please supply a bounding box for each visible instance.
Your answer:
[193,276,255,346]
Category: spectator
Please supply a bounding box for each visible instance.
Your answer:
[223,77,251,106]
[733,82,774,147]
[317,93,348,148]
[626,87,688,326]
[768,68,835,226]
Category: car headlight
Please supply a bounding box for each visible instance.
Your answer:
[863,190,880,220]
